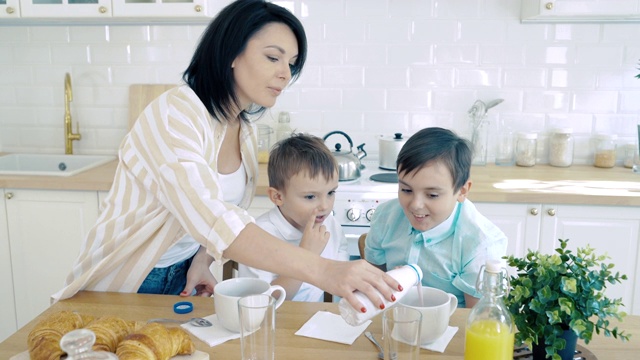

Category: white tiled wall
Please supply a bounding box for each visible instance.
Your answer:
[1,0,640,165]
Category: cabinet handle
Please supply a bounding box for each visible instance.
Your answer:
[194,5,202,12]
[545,2,554,10]
[6,192,14,200]
[6,6,15,14]
[530,208,539,216]
[547,208,556,216]
[99,6,107,14]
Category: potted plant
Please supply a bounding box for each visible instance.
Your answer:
[504,239,630,360]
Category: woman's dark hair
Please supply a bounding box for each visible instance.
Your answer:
[183,0,307,122]
[396,127,473,192]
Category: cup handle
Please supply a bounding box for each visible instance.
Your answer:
[448,294,458,316]
[266,285,287,309]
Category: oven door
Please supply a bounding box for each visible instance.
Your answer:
[342,225,369,260]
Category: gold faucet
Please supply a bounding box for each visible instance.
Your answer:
[64,72,81,154]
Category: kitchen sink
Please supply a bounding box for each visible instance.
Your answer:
[0,153,116,177]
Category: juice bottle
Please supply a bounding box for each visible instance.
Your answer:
[464,259,514,360]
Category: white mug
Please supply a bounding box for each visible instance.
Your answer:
[214,277,286,332]
[399,286,457,344]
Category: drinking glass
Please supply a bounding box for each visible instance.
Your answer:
[382,306,422,360]
[238,294,276,360]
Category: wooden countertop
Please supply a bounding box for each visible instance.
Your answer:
[1,157,639,206]
[1,291,637,360]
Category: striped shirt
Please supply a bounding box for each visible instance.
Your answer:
[51,85,258,302]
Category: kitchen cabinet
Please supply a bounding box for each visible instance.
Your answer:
[476,202,640,315]
[0,0,20,18]
[20,0,112,18]
[4,189,100,329]
[7,0,226,23]
[0,190,17,343]
[521,0,640,23]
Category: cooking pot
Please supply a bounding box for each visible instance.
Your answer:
[378,133,407,170]
[323,130,367,181]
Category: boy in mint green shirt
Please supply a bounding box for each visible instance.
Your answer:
[364,127,507,308]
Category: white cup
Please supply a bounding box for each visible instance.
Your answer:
[399,286,457,344]
[214,277,286,332]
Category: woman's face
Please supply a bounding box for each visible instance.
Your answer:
[232,22,299,110]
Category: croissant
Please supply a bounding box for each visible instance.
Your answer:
[27,310,95,360]
[116,322,195,360]
[84,315,143,352]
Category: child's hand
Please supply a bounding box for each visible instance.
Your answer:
[299,209,330,255]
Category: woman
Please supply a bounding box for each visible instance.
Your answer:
[53,0,398,312]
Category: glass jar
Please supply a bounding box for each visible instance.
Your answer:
[275,111,293,143]
[515,132,537,167]
[257,124,272,164]
[593,133,617,168]
[548,128,574,167]
[624,143,637,169]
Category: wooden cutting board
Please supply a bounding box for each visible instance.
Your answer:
[128,84,176,130]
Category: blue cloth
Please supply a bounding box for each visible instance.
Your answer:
[365,198,507,308]
[137,254,195,295]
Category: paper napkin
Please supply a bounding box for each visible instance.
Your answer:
[181,314,240,347]
[295,311,372,345]
[420,326,458,353]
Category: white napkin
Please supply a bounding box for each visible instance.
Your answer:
[295,311,372,345]
[181,314,240,347]
[420,326,458,353]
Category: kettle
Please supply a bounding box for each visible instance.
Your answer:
[323,130,367,181]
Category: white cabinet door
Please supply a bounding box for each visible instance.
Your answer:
[0,190,17,343]
[521,0,640,23]
[537,204,640,315]
[0,0,20,18]
[111,0,213,18]
[5,189,99,328]
[20,0,112,18]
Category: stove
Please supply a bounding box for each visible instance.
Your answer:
[334,159,399,258]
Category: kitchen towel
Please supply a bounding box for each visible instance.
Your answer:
[295,311,371,345]
[420,326,458,353]
[181,314,240,347]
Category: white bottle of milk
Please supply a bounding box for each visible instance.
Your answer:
[339,264,423,326]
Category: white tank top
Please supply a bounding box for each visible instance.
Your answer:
[155,164,247,268]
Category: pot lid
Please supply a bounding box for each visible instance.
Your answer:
[380,133,406,142]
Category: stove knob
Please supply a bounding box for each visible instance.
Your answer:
[365,208,375,221]
[346,208,361,222]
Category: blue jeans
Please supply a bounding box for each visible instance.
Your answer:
[137,255,195,295]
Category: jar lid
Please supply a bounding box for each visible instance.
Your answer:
[517,132,537,139]
[553,128,573,134]
[593,133,617,140]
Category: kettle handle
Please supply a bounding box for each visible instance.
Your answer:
[323,130,354,151]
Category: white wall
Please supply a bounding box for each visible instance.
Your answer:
[1,0,639,164]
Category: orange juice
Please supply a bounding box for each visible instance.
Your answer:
[464,319,514,360]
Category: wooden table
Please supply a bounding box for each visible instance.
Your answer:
[1,291,637,359]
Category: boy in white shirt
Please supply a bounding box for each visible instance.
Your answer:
[238,133,349,302]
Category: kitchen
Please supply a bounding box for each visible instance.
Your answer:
[1,0,640,351]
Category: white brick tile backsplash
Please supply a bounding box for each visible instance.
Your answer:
[0,0,639,165]
[29,27,70,43]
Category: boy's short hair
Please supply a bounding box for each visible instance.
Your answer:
[268,133,337,190]
[396,127,473,191]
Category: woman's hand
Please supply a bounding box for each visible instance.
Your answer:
[181,246,216,297]
[316,259,400,312]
